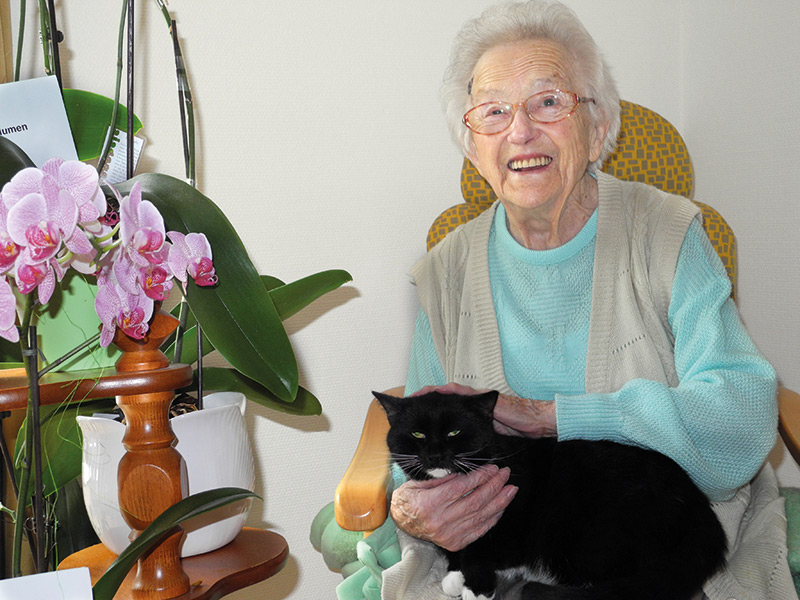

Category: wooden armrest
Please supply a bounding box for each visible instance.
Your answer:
[778,386,800,465]
[334,387,403,531]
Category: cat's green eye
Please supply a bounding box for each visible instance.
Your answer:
[412,431,426,439]
[447,429,461,438]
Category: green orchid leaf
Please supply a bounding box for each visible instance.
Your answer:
[269,270,352,321]
[162,274,285,364]
[54,479,101,560]
[14,399,116,506]
[92,487,258,600]
[162,302,207,365]
[261,275,285,292]
[112,174,299,403]
[63,89,143,161]
[200,367,322,416]
[37,272,122,371]
[0,136,35,186]
[162,270,350,366]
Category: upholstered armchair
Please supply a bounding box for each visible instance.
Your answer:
[310,101,800,598]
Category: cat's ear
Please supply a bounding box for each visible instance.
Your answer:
[472,390,499,418]
[372,391,403,418]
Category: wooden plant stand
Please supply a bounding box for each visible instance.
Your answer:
[0,309,288,598]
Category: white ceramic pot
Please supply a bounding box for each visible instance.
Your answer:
[77,391,255,557]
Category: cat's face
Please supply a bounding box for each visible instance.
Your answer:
[373,390,498,480]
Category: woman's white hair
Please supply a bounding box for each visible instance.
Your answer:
[441,0,620,171]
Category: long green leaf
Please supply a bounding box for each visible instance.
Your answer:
[112,174,299,403]
[163,271,350,364]
[201,367,322,416]
[0,136,35,186]
[92,488,258,600]
[63,89,143,161]
[270,270,352,321]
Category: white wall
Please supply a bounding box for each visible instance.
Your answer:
[9,1,799,598]
[678,0,800,489]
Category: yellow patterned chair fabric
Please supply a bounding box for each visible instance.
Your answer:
[427,100,737,299]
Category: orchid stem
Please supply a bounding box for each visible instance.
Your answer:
[38,332,102,378]
[156,1,195,186]
[96,222,121,244]
[13,0,26,81]
[26,326,46,572]
[97,0,129,175]
[12,296,38,576]
[173,298,188,363]
[36,0,52,76]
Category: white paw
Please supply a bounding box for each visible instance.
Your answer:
[442,571,465,596]
[462,588,494,600]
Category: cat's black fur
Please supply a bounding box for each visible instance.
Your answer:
[374,389,727,600]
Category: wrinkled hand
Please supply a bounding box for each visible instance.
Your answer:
[493,394,557,438]
[413,383,557,438]
[390,465,517,552]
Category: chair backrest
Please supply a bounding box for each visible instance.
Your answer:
[426,100,737,298]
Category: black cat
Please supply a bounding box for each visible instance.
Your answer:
[374,389,727,600]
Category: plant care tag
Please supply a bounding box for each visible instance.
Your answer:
[0,75,78,166]
[99,126,146,184]
[0,567,92,599]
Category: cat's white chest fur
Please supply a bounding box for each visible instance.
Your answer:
[442,565,558,600]
[427,468,451,479]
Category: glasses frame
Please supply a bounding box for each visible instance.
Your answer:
[462,89,596,135]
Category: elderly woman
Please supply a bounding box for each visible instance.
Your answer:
[374,1,794,600]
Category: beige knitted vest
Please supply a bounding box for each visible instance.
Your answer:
[407,172,795,600]
[410,171,699,394]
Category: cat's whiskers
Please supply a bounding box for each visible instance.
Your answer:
[390,452,428,479]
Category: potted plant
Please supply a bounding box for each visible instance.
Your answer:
[0,0,352,596]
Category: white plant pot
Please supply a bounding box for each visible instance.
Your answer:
[77,391,255,557]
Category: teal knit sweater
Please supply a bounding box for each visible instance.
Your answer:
[406,203,776,501]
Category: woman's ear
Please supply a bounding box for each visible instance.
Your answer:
[589,118,611,164]
[465,139,481,171]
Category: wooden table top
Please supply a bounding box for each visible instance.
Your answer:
[58,528,289,600]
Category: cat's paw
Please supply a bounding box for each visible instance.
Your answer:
[462,588,494,600]
[441,571,465,596]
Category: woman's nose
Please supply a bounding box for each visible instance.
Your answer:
[505,105,539,143]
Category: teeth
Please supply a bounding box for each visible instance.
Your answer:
[509,156,552,170]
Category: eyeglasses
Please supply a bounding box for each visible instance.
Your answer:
[463,89,595,135]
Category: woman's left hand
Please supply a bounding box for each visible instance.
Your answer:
[413,382,557,438]
[493,393,557,438]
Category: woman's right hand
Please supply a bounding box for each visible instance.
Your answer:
[389,464,517,552]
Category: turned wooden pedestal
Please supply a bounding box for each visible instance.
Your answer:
[0,309,288,598]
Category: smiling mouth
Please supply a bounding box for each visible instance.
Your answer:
[508,156,552,171]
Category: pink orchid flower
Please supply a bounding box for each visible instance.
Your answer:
[119,182,168,267]
[3,165,94,263]
[167,231,217,286]
[0,198,20,273]
[41,158,107,225]
[0,277,19,343]
[139,265,174,301]
[95,277,155,347]
[13,248,65,304]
